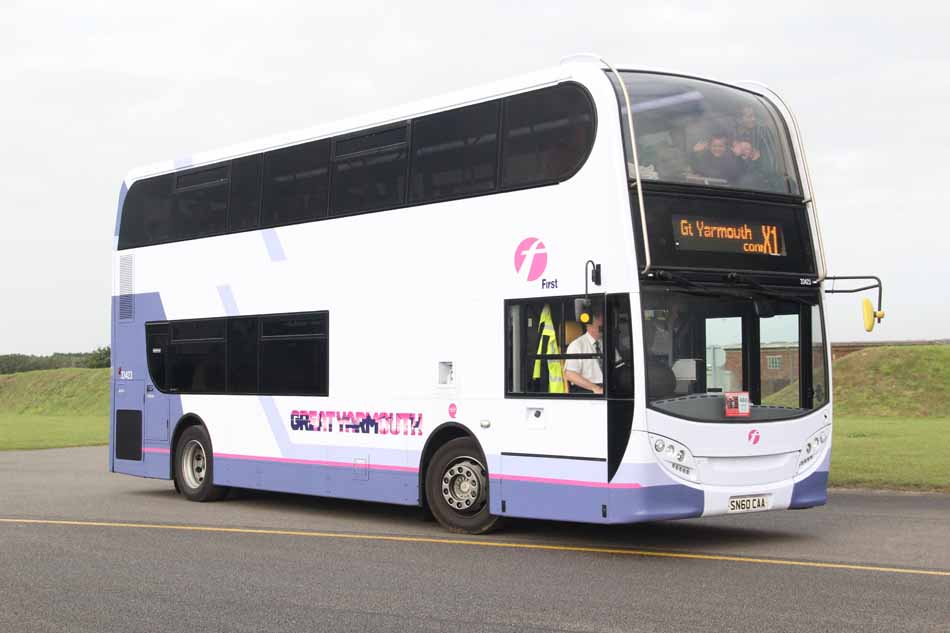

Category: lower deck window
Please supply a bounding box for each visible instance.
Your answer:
[167,340,226,393]
[146,311,328,396]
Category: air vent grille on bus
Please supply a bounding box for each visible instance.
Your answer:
[119,255,134,321]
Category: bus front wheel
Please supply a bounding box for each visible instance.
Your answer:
[425,437,500,534]
[175,425,228,502]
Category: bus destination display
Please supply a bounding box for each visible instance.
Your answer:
[672,215,786,256]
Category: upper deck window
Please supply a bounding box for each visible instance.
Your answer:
[118,82,596,250]
[613,72,800,196]
[503,83,595,187]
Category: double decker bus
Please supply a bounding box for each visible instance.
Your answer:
[110,56,878,533]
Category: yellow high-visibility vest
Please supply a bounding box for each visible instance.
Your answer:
[532,304,566,393]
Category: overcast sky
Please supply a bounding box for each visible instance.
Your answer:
[2,1,948,354]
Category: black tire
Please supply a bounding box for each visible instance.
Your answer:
[425,437,500,534]
[175,425,228,502]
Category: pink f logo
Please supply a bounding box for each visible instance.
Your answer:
[748,429,761,445]
[514,237,548,282]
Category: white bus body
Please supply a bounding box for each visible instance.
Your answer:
[111,59,831,532]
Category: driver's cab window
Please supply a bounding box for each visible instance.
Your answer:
[506,295,605,396]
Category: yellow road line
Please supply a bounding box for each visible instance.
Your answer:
[1,517,948,578]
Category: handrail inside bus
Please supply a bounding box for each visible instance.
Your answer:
[737,80,828,282]
[562,53,652,275]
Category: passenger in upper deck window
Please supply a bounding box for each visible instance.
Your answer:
[736,105,779,171]
[689,132,743,184]
[732,139,771,190]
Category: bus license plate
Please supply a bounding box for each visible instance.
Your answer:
[728,495,771,514]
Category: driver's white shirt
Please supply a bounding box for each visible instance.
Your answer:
[564,332,603,385]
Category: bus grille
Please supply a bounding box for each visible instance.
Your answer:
[119,255,134,321]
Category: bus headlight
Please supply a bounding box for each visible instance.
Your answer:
[797,426,831,474]
[650,434,698,482]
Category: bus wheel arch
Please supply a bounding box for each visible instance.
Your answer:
[418,422,474,506]
[169,413,203,479]
[170,414,228,502]
[419,423,499,534]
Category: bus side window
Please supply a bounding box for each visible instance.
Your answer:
[119,175,175,249]
[145,323,169,391]
[331,125,408,216]
[259,313,329,396]
[502,83,595,188]
[166,319,227,394]
[262,141,330,227]
[411,100,499,203]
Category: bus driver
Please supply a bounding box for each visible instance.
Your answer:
[564,308,605,394]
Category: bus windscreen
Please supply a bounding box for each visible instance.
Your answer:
[611,72,801,197]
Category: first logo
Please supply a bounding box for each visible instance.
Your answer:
[514,237,548,282]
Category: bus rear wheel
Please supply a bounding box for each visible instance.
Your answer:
[425,437,499,534]
[175,425,228,502]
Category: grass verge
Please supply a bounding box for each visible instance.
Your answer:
[0,414,108,451]
[0,368,109,416]
[830,417,950,492]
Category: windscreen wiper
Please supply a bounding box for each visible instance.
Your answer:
[661,284,756,302]
[725,273,810,306]
[657,270,767,298]
[655,271,743,299]
[655,271,811,306]
[656,270,701,289]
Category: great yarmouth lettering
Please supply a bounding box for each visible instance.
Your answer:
[290,410,423,436]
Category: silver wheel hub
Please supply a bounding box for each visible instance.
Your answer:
[441,456,486,514]
[181,439,208,490]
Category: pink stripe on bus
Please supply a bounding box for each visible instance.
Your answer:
[160,451,637,486]
[214,452,418,473]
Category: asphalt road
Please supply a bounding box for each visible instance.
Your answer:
[1,447,948,633]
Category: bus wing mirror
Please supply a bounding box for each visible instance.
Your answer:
[862,298,885,332]
[824,276,885,334]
